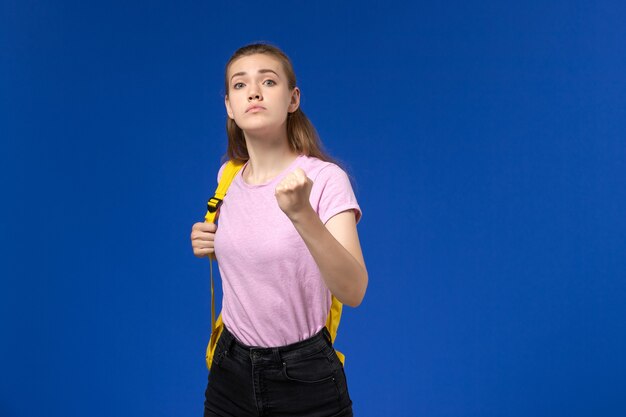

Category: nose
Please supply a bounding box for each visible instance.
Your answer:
[248,85,262,102]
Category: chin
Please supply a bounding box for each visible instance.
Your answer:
[238,121,277,135]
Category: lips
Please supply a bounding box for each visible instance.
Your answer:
[246,105,266,113]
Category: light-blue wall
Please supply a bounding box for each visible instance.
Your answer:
[2,1,625,416]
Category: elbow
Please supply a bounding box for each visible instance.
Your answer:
[344,270,368,308]
[346,297,363,308]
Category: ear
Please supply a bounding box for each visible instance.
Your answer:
[288,87,301,114]
[225,95,234,119]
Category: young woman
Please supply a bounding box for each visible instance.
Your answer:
[190,42,368,417]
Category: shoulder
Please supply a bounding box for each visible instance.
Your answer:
[217,160,245,184]
[302,155,361,221]
[216,161,227,184]
[299,155,349,184]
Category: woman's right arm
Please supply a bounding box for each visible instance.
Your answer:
[190,222,218,257]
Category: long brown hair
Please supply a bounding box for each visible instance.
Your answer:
[222,42,345,171]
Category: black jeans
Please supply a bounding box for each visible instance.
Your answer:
[203,325,353,417]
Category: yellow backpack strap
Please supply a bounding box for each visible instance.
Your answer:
[204,160,244,370]
[204,160,245,225]
[325,295,345,365]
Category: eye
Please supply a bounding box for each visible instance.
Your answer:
[233,82,244,89]
[264,79,276,86]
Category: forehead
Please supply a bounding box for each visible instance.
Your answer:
[228,53,284,78]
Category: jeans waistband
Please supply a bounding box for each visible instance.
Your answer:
[219,325,334,365]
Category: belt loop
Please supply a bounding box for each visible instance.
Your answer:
[272,347,283,364]
[322,327,333,346]
[223,328,235,354]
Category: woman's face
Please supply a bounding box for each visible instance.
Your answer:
[225,53,300,135]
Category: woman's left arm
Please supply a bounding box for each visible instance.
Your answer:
[291,208,368,307]
[275,168,368,307]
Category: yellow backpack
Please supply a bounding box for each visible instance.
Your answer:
[204,160,345,370]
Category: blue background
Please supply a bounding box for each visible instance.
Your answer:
[2,1,625,416]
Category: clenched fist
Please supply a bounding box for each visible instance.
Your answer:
[190,222,217,258]
[274,168,314,221]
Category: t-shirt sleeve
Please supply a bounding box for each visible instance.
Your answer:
[315,164,362,225]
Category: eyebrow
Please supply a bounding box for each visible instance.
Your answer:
[230,69,280,82]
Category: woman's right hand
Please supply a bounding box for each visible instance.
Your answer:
[190,222,218,258]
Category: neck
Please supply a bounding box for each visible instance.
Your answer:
[242,127,299,183]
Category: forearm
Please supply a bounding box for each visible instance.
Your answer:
[290,207,368,307]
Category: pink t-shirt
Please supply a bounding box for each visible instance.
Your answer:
[213,154,362,347]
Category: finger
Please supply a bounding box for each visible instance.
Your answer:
[276,183,295,195]
[194,241,214,250]
[193,221,216,231]
[200,241,215,249]
[194,248,214,257]
[192,237,214,246]
[195,222,217,232]
[293,168,306,181]
[191,227,216,240]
